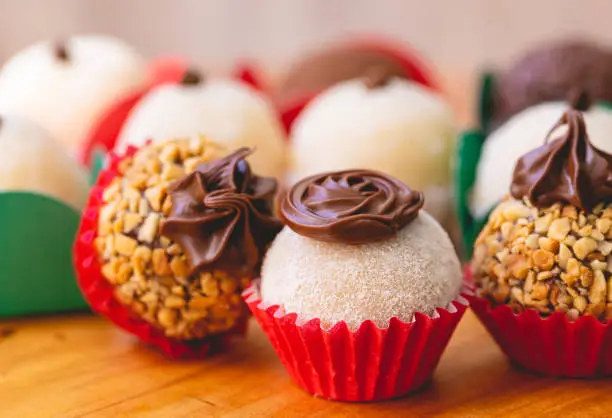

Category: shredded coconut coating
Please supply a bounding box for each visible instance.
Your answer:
[260,211,462,330]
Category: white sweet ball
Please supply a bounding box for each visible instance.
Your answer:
[0,115,90,209]
[471,102,612,217]
[260,211,462,330]
[0,35,147,155]
[288,78,457,223]
[117,77,287,179]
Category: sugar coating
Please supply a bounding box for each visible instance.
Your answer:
[260,211,462,330]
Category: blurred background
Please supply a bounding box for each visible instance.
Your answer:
[1,0,610,126]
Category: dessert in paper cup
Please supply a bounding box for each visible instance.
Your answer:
[245,169,469,401]
[74,137,282,357]
[469,96,612,377]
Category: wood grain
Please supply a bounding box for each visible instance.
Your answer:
[0,310,610,417]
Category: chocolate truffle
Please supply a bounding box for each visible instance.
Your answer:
[471,100,612,218]
[95,137,281,339]
[472,108,612,320]
[260,170,462,330]
[289,76,456,223]
[493,40,612,125]
[277,46,409,101]
[116,72,287,179]
[0,114,89,209]
[0,35,147,155]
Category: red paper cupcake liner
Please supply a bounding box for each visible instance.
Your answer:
[73,146,247,358]
[276,37,439,133]
[465,267,612,377]
[244,281,469,401]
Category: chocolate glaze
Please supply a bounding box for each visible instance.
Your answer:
[511,108,612,211]
[181,69,203,86]
[160,148,282,276]
[493,41,612,125]
[281,170,424,244]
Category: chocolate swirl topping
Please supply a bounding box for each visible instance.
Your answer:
[281,170,424,244]
[510,108,612,211]
[160,148,282,276]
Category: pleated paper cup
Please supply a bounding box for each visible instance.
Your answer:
[244,281,469,401]
[466,267,612,377]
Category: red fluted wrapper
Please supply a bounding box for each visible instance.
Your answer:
[466,267,612,377]
[73,147,246,358]
[244,282,469,401]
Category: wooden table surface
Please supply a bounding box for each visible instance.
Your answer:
[1,310,611,418]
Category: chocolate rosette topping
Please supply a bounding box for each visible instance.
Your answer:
[281,170,424,244]
[161,148,282,276]
[511,108,612,211]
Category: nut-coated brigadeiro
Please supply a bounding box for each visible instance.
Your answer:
[289,74,456,224]
[94,137,281,339]
[260,170,463,330]
[493,40,612,125]
[472,107,612,321]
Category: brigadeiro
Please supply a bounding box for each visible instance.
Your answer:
[115,70,287,179]
[469,103,612,377]
[0,35,147,156]
[289,70,456,224]
[492,40,612,126]
[74,136,282,357]
[244,169,468,401]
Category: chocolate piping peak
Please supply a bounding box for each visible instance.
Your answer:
[181,69,203,86]
[510,108,612,211]
[54,41,69,62]
[160,148,282,276]
[281,170,424,244]
[362,66,394,89]
[568,88,591,112]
